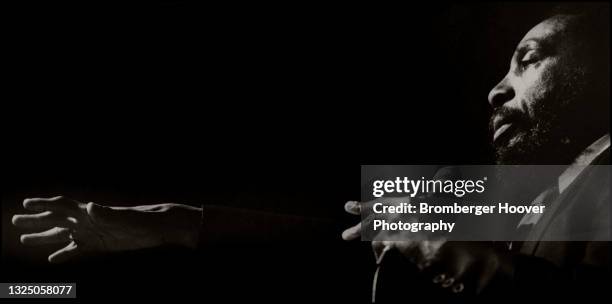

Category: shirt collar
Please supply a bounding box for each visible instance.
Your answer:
[558,134,610,193]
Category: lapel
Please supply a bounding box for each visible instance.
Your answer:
[520,146,610,255]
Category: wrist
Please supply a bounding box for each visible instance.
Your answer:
[161,204,203,248]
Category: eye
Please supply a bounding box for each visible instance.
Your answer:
[519,49,539,65]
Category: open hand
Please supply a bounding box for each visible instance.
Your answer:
[12,196,202,263]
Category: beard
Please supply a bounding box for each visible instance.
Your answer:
[490,67,590,166]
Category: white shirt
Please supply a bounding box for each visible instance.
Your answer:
[558,134,610,193]
[517,134,610,228]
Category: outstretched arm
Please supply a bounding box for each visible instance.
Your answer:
[12,196,202,263]
[12,196,340,263]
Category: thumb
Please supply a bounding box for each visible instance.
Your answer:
[344,201,361,215]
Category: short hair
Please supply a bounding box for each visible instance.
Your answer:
[547,3,609,75]
[548,3,609,130]
[548,3,610,54]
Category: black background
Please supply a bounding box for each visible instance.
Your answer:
[2,2,564,301]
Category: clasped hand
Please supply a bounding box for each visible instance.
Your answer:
[342,198,511,295]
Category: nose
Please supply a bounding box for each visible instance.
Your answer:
[488,76,515,108]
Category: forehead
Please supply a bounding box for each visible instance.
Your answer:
[518,15,574,47]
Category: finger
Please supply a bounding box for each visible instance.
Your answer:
[344,201,361,215]
[441,246,472,283]
[372,241,386,254]
[447,257,470,287]
[23,196,81,214]
[48,241,81,263]
[426,245,472,291]
[435,256,476,295]
[341,222,361,241]
[12,212,77,229]
[20,227,72,246]
[415,240,446,265]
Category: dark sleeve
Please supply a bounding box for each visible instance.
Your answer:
[374,244,611,301]
[510,245,611,298]
[197,205,342,244]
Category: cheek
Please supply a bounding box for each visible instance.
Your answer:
[516,59,561,117]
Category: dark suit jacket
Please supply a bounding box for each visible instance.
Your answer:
[376,148,610,302]
[511,147,610,298]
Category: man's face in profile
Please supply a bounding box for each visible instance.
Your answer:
[488,15,592,165]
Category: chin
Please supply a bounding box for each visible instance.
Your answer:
[496,136,558,165]
[494,134,531,165]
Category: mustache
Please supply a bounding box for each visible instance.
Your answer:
[489,107,527,132]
